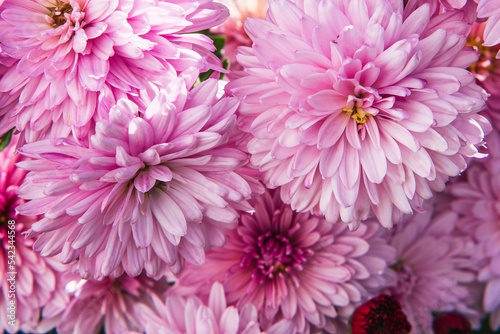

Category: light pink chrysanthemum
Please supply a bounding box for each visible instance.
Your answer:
[227,0,490,229]
[0,137,68,333]
[175,190,395,333]
[135,281,296,334]
[57,273,170,334]
[16,78,255,279]
[382,207,481,332]
[444,129,500,330]
[212,0,268,74]
[0,0,228,144]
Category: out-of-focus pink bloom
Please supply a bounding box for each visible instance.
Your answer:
[212,0,268,74]
[477,0,500,58]
[57,273,170,334]
[16,79,256,279]
[467,22,500,128]
[445,129,500,330]
[135,281,296,334]
[226,0,490,229]
[0,0,228,144]
[382,207,481,332]
[0,137,68,332]
[175,190,395,333]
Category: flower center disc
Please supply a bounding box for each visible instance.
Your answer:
[48,1,73,27]
[343,106,371,124]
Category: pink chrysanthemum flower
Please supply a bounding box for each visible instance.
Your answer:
[445,129,500,330]
[0,137,68,333]
[16,78,255,279]
[227,0,490,229]
[57,273,170,334]
[382,207,481,332]
[135,281,296,334]
[175,190,395,333]
[0,0,228,144]
[212,0,268,74]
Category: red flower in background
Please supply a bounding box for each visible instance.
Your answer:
[351,295,411,334]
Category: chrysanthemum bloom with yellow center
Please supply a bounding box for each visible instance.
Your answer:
[0,0,228,144]
[227,0,490,229]
[16,79,257,279]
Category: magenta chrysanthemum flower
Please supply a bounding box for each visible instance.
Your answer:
[16,78,255,279]
[0,0,228,144]
[227,0,490,229]
[135,281,296,334]
[444,129,500,330]
[57,273,170,334]
[175,190,395,333]
[382,207,481,332]
[0,137,67,333]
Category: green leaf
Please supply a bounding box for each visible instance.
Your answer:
[196,30,228,82]
[0,128,14,151]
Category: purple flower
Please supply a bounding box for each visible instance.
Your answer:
[16,79,256,279]
[0,0,228,144]
[0,137,67,333]
[135,281,296,334]
[381,206,481,332]
[444,129,500,330]
[175,189,395,333]
[226,0,490,229]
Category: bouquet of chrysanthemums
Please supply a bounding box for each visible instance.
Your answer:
[2,0,500,333]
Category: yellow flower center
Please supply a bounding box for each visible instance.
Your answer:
[343,106,371,124]
[466,32,497,80]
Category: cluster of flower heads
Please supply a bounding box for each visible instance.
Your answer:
[2,0,500,333]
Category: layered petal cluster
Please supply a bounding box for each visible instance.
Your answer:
[382,206,481,332]
[0,138,67,333]
[0,0,228,144]
[445,129,500,330]
[175,189,395,333]
[57,273,170,334]
[135,282,295,334]
[16,79,255,279]
[227,0,489,228]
